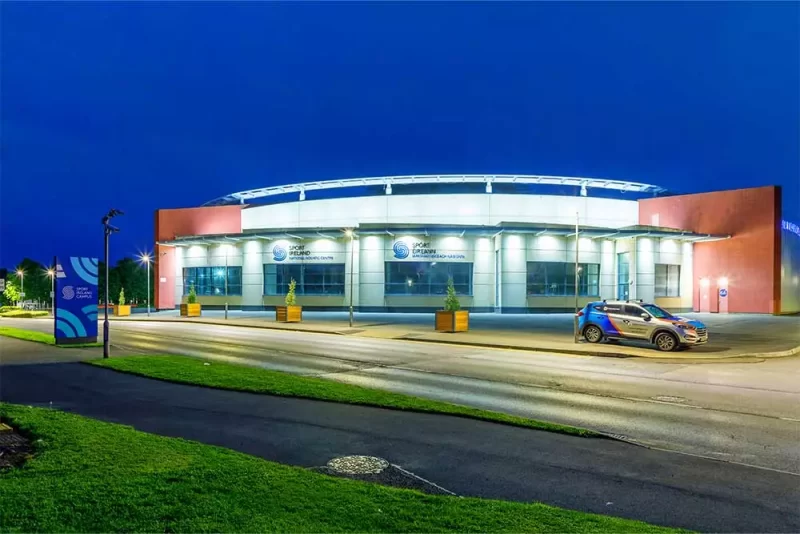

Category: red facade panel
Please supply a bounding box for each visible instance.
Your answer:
[154,206,242,310]
[639,186,781,314]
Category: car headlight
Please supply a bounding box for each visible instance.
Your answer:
[675,323,696,330]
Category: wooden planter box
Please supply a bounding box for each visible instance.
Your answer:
[276,305,302,323]
[180,303,202,317]
[114,305,131,317]
[435,310,469,332]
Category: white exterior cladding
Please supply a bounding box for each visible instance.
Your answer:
[173,193,696,312]
[241,194,639,230]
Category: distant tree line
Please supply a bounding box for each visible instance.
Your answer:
[1,257,153,307]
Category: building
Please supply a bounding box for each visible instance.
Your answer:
[154,175,800,314]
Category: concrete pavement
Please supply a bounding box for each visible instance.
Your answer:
[109,310,800,359]
[2,358,798,533]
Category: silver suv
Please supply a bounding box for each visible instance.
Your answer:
[578,300,709,351]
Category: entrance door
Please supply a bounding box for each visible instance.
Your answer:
[617,252,630,300]
[698,282,717,312]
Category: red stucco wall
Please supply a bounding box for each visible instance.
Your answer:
[639,186,781,313]
[154,206,242,309]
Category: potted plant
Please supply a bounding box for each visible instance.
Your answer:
[435,278,469,332]
[114,287,131,316]
[276,278,302,322]
[180,285,202,317]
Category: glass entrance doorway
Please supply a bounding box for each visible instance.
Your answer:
[617,252,630,300]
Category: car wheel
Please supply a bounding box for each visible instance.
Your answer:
[654,331,678,352]
[584,325,603,344]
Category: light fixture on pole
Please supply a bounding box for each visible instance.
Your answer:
[102,208,124,358]
[345,229,355,327]
[138,253,151,317]
[15,269,24,306]
[573,211,580,343]
[46,268,55,314]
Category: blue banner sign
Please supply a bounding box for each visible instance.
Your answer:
[54,256,99,344]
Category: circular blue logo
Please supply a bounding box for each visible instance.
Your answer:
[273,245,287,262]
[719,288,728,297]
[393,241,409,259]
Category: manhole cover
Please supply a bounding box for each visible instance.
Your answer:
[327,455,389,475]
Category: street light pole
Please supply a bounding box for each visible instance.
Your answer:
[16,270,24,306]
[102,209,123,358]
[573,211,580,343]
[347,229,355,327]
[139,253,152,317]
[47,269,55,314]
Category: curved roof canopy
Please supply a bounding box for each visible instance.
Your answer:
[203,174,667,206]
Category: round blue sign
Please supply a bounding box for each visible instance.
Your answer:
[719,288,728,297]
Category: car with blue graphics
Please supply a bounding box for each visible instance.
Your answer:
[577,300,708,351]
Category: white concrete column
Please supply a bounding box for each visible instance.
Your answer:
[359,235,385,309]
[242,239,264,309]
[500,234,527,312]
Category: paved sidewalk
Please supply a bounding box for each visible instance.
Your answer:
[110,311,800,359]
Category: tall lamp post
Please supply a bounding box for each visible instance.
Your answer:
[573,211,580,343]
[102,209,124,358]
[46,268,55,314]
[16,269,24,306]
[138,253,151,317]
[346,229,355,327]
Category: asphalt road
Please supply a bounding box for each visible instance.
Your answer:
[1,358,798,533]
[3,318,799,474]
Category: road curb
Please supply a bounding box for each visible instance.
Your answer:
[109,317,349,336]
[109,317,800,361]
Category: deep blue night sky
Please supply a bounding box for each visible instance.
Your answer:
[1,1,798,267]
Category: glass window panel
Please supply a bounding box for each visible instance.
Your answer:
[263,264,345,295]
[527,262,600,296]
[384,262,472,296]
[655,264,680,297]
[183,266,242,296]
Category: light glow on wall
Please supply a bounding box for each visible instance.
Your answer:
[700,277,710,287]
[718,277,729,286]
[538,235,560,250]
[661,239,677,253]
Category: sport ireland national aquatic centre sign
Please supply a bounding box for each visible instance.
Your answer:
[268,240,342,264]
[54,256,99,345]
[391,239,467,261]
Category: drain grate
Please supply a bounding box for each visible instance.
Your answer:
[327,455,389,475]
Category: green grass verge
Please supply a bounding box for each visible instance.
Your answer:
[0,310,50,318]
[89,354,596,437]
[0,403,680,533]
[0,326,101,348]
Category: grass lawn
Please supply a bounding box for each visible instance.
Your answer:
[90,354,596,437]
[0,326,101,348]
[0,403,680,533]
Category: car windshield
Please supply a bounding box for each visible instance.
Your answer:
[642,304,673,319]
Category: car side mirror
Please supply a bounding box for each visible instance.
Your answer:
[641,313,651,321]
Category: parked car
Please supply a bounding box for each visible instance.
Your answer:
[577,300,708,351]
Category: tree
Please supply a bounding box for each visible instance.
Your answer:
[11,258,51,303]
[444,278,461,311]
[2,279,21,306]
[187,285,197,304]
[118,287,126,306]
[285,278,297,306]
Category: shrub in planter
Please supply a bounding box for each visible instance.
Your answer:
[276,278,302,322]
[114,288,131,316]
[180,285,202,317]
[435,278,469,332]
